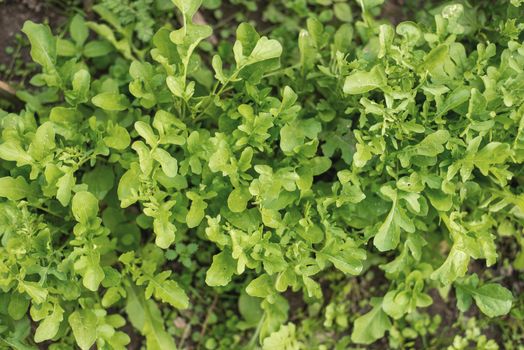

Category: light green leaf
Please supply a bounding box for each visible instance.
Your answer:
[104,124,131,150]
[206,251,236,287]
[227,188,251,213]
[56,170,75,206]
[152,148,178,177]
[431,246,470,285]
[126,285,176,350]
[28,122,56,160]
[262,323,301,350]
[34,304,64,343]
[92,92,129,111]
[149,276,189,309]
[22,21,56,70]
[186,197,206,228]
[357,0,385,11]
[343,65,386,94]
[70,14,89,45]
[171,0,202,17]
[72,191,99,224]
[334,3,353,21]
[68,310,97,350]
[0,141,33,165]
[135,121,159,146]
[246,274,274,298]
[83,40,113,57]
[351,302,391,344]
[18,281,48,304]
[245,37,283,65]
[118,164,141,208]
[420,44,449,74]
[153,215,176,249]
[0,177,34,200]
[373,191,400,252]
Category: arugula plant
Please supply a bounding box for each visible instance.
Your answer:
[0,0,523,348]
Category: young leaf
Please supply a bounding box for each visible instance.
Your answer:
[72,191,99,224]
[34,304,64,343]
[70,14,89,45]
[206,251,236,287]
[0,177,34,200]
[21,21,56,71]
[152,148,178,177]
[147,272,189,309]
[351,301,391,344]
[92,92,129,111]
[343,66,387,94]
[68,310,98,350]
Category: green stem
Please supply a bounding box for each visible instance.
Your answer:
[247,315,265,348]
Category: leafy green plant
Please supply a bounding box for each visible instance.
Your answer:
[0,0,523,349]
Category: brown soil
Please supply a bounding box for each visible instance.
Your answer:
[0,0,64,82]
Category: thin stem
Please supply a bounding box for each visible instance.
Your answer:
[247,315,265,348]
[31,204,62,218]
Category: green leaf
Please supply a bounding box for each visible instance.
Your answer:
[419,44,449,74]
[118,164,141,208]
[148,273,189,309]
[92,92,129,111]
[70,14,89,45]
[280,119,321,153]
[431,246,470,285]
[153,215,177,249]
[34,304,63,343]
[83,40,113,57]
[72,191,99,224]
[186,197,206,228]
[319,241,366,275]
[334,3,353,21]
[152,148,178,177]
[18,281,48,304]
[172,0,202,17]
[28,122,56,160]
[238,292,263,326]
[126,284,177,350]
[245,37,283,65]
[351,301,391,344]
[68,310,97,350]
[262,323,301,350]
[373,190,402,252]
[135,121,158,146]
[82,165,114,200]
[227,188,251,213]
[8,293,30,321]
[22,21,56,70]
[104,124,131,150]
[357,0,385,11]
[76,252,105,291]
[473,142,512,176]
[426,189,453,212]
[246,274,274,298]
[472,284,513,317]
[206,251,236,286]
[343,65,386,94]
[56,170,75,206]
[0,176,34,200]
[0,141,32,165]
